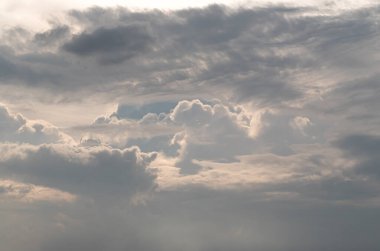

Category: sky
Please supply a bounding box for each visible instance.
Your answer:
[0,0,380,250]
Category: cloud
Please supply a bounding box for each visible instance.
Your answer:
[153,141,380,204]
[0,54,35,82]
[0,179,76,203]
[168,99,257,173]
[34,25,70,46]
[1,3,380,251]
[115,101,178,120]
[335,134,380,179]
[0,144,157,200]
[0,106,160,250]
[62,25,153,64]
[0,104,73,144]
[84,99,257,174]
[137,186,380,251]
[0,4,379,107]
[306,74,380,135]
[0,49,61,87]
[254,109,326,155]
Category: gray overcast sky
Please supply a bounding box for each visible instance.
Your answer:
[1,1,380,251]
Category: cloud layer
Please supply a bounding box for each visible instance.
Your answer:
[1,2,380,251]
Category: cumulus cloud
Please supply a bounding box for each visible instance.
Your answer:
[82,99,257,173]
[168,99,256,173]
[0,106,162,251]
[0,104,73,144]
[0,144,157,201]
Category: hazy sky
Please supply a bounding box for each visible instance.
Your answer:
[1,1,380,251]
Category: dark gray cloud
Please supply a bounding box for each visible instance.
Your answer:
[173,5,254,46]
[0,50,61,87]
[336,134,380,179]
[0,144,156,200]
[312,74,380,127]
[336,134,380,158]
[34,26,70,46]
[0,53,39,83]
[0,4,379,105]
[62,25,153,64]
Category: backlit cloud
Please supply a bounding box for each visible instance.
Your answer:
[1,2,380,251]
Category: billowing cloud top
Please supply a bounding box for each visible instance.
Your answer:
[1,2,380,251]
